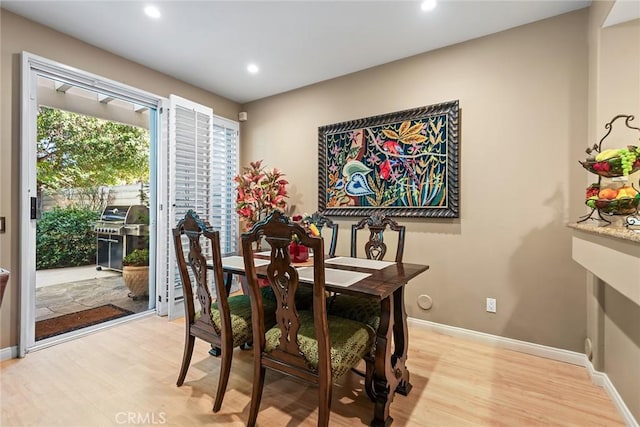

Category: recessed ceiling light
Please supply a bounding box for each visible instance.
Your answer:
[144,5,161,19]
[247,64,259,74]
[421,0,437,12]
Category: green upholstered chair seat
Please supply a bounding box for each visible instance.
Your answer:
[294,285,314,310]
[260,281,312,310]
[328,294,381,331]
[200,288,277,348]
[260,285,277,302]
[264,310,375,380]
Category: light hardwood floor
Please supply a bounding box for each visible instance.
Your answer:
[0,315,624,426]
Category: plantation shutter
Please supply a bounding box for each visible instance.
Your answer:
[166,95,215,320]
[159,97,240,320]
[211,116,239,255]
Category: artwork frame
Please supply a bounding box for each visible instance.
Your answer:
[318,100,459,218]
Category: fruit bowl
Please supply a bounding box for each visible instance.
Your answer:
[585,197,639,215]
[579,158,640,177]
[579,146,640,177]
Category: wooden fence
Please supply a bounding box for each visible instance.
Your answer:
[42,183,148,211]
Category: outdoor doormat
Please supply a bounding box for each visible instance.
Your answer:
[35,304,134,341]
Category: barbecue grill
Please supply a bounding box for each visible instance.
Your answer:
[94,205,149,272]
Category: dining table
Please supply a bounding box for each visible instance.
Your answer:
[218,253,429,427]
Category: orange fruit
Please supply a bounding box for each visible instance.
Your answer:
[598,188,618,200]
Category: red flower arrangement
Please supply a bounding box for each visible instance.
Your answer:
[234,160,288,229]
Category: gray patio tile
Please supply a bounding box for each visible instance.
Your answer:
[35,274,150,321]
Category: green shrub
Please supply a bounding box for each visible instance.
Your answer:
[123,248,149,267]
[36,206,100,270]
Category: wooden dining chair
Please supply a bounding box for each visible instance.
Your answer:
[350,211,405,263]
[329,211,406,329]
[172,210,276,412]
[327,212,406,392]
[241,211,375,427]
[308,211,339,257]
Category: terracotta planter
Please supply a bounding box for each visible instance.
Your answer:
[122,265,149,299]
[0,268,9,308]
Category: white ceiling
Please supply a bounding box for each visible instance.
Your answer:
[3,1,593,104]
[603,0,640,27]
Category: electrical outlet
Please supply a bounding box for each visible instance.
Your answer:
[486,298,496,313]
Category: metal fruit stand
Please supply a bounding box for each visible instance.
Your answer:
[578,114,640,226]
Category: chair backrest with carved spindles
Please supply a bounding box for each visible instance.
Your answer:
[173,210,229,342]
[350,212,405,263]
[242,211,330,380]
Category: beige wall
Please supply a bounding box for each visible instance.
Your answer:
[242,10,590,351]
[0,9,241,348]
[587,1,640,420]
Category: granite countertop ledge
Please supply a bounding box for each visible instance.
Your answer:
[568,222,640,243]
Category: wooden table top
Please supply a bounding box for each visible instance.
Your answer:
[222,255,429,300]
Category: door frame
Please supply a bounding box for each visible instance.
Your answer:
[19,52,166,356]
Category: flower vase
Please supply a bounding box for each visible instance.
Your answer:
[288,242,309,263]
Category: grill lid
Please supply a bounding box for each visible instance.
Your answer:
[99,205,149,224]
[100,205,130,222]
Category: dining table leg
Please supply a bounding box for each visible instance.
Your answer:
[392,285,411,396]
[370,294,396,427]
[369,285,412,426]
[224,272,234,295]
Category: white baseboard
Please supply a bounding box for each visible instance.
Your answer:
[586,362,639,427]
[1,346,18,362]
[408,317,638,427]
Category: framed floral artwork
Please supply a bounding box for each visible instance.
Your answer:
[318,100,459,218]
